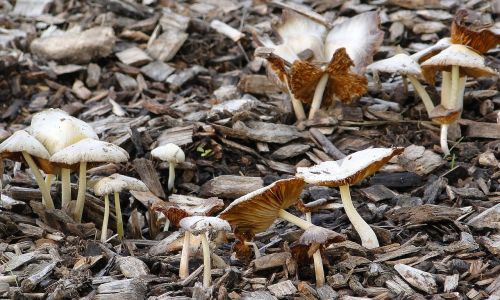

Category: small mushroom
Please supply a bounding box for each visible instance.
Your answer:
[50,138,129,222]
[109,174,148,239]
[94,177,127,242]
[179,216,231,288]
[0,130,54,209]
[290,225,345,287]
[297,147,404,249]
[367,53,434,116]
[151,143,185,192]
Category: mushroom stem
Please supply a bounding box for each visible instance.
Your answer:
[114,192,124,239]
[43,173,54,207]
[244,241,261,258]
[455,76,467,113]
[74,161,87,223]
[61,168,71,209]
[163,218,170,232]
[441,71,452,108]
[440,124,450,156]
[200,233,211,288]
[450,65,460,111]
[407,75,434,116]
[167,162,176,192]
[21,152,54,209]
[278,209,313,230]
[308,73,329,120]
[312,249,325,287]
[339,185,379,249]
[305,212,312,222]
[284,77,306,121]
[179,231,191,279]
[100,194,110,243]
[402,76,409,96]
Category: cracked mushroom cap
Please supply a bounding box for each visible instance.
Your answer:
[367,53,421,76]
[429,105,461,125]
[94,177,127,196]
[0,130,50,162]
[421,44,497,85]
[219,177,305,237]
[291,225,346,262]
[296,147,404,187]
[151,143,185,164]
[50,138,129,169]
[109,173,148,192]
[179,216,231,235]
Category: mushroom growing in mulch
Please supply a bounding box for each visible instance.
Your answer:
[93,177,127,243]
[151,143,185,192]
[297,147,404,249]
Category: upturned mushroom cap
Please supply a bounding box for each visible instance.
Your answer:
[151,202,190,227]
[0,130,50,161]
[429,105,461,125]
[50,138,129,168]
[410,38,451,64]
[94,177,127,196]
[421,44,497,84]
[30,108,98,155]
[151,143,185,164]
[324,11,384,75]
[450,9,500,54]
[179,216,231,235]
[296,147,404,186]
[109,173,148,192]
[367,53,421,76]
[296,198,329,214]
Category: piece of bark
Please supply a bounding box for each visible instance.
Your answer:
[148,31,188,62]
[385,275,415,296]
[394,264,437,294]
[241,291,277,300]
[95,278,147,300]
[397,145,445,176]
[385,204,463,224]
[422,176,446,204]
[86,63,101,88]
[444,274,459,293]
[159,8,190,32]
[370,172,422,188]
[0,252,38,272]
[199,175,263,199]
[98,0,152,19]
[148,231,181,256]
[238,75,282,95]
[463,120,500,139]
[211,99,260,115]
[309,128,345,160]
[115,73,138,91]
[268,280,297,298]
[116,257,150,278]
[316,285,339,300]
[157,126,193,147]
[30,27,116,64]
[72,80,91,100]
[477,235,500,255]
[21,261,57,292]
[360,185,397,202]
[467,204,500,230]
[12,0,52,17]
[252,252,291,271]
[140,61,175,82]
[116,47,152,66]
[218,121,307,144]
[210,20,245,42]
[133,158,166,199]
[166,66,207,89]
[374,245,421,262]
[271,144,310,160]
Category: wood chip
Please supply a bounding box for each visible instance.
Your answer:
[199,175,263,199]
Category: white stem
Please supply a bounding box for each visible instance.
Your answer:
[284,77,306,121]
[22,152,54,209]
[179,231,191,279]
[308,73,329,120]
[278,209,313,230]
[43,174,54,207]
[305,212,312,222]
[407,75,434,116]
[61,168,71,209]
[441,71,452,109]
[163,218,170,232]
[312,249,325,287]
[450,65,459,111]
[200,233,211,288]
[100,194,109,243]
[440,124,450,156]
[74,162,87,223]
[167,162,175,192]
[114,192,124,239]
[339,185,379,249]
[244,241,261,258]
[455,76,467,113]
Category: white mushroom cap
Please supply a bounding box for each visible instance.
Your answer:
[367,53,421,76]
[296,147,404,186]
[324,11,384,74]
[410,37,451,63]
[151,143,185,164]
[50,138,129,166]
[179,216,231,235]
[94,177,127,196]
[298,225,345,246]
[109,173,148,192]
[421,44,497,74]
[31,108,98,155]
[0,130,50,160]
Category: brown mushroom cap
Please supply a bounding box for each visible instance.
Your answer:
[429,105,461,125]
[290,225,346,263]
[218,177,305,238]
[296,147,404,187]
[151,201,190,227]
[451,9,500,54]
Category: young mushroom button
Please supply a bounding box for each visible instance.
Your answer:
[152,143,185,192]
[296,147,404,249]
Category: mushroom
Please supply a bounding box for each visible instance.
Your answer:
[0,130,54,209]
[219,178,309,258]
[94,177,127,242]
[296,147,404,249]
[179,216,231,288]
[109,173,149,239]
[450,9,500,54]
[367,53,434,116]
[421,45,497,155]
[30,108,98,209]
[151,143,185,192]
[290,225,345,287]
[50,138,129,222]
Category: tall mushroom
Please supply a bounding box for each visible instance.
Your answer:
[0,130,54,209]
[50,138,129,222]
[179,216,231,288]
[151,143,185,192]
[94,177,127,243]
[297,147,404,249]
